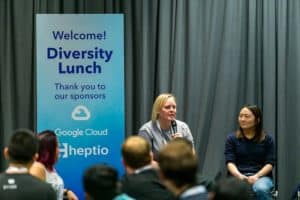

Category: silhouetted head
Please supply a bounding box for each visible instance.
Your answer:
[83,164,118,200]
[6,128,38,165]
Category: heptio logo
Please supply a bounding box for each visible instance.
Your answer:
[60,143,109,158]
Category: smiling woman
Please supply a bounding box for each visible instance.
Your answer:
[138,93,194,160]
[237,105,264,142]
[225,105,275,200]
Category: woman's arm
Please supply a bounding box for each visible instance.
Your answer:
[227,162,248,180]
[225,135,247,180]
[247,163,273,184]
[248,135,275,184]
[255,163,273,178]
[64,189,78,200]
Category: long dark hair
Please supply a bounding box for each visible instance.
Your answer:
[37,130,58,171]
[236,105,265,142]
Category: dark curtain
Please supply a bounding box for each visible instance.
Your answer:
[1,0,299,199]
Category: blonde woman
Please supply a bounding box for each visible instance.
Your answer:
[138,93,194,160]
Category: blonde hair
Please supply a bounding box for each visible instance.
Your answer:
[151,93,176,121]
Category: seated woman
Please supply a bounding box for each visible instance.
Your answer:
[224,105,275,200]
[138,93,194,160]
[30,130,78,200]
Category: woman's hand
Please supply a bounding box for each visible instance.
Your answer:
[171,132,182,138]
[65,189,78,200]
[151,160,160,170]
[238,174,248,181]
[247,174,259,184]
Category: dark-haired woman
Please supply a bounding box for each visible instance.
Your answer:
[30,130,78,200]
[224,105,275,200]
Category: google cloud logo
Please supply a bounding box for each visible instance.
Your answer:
[71,105,91,121]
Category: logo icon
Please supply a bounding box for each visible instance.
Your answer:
[8,179,15,184]
[71,105,91,120]
[60,143,68,158]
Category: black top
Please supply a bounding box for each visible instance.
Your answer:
[121,168,174,200]
[0,173,56,200]
[225,133,275,177]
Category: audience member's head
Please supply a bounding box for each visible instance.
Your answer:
[83,164,119,200]
[158,138,198,192]
[36,130,59,171]
[210,177,253,200]
[121,136,152,172]
[5,128,38,166]
[172,137,194,151]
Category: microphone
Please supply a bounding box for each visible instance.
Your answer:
[171,120,177,135]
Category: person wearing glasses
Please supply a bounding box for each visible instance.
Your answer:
[138,93,194,160]
[224,105,275,200]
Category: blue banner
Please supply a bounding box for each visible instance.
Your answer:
[36,14,124,199]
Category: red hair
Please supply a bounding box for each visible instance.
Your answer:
[37,130,58,171]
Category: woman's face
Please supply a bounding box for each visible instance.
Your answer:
[238,107,257,130]
[158,97,177,121]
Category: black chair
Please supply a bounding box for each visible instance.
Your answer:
[271,188,278,199]
[291,183,300,200]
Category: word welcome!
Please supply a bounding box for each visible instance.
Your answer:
[52,30,106,41]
